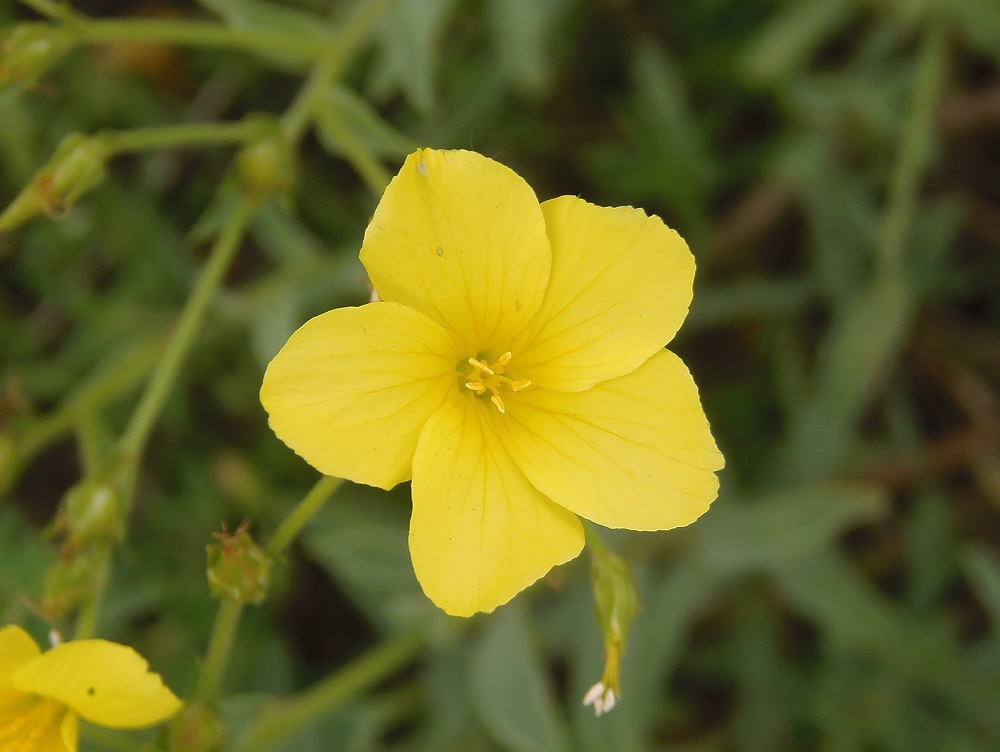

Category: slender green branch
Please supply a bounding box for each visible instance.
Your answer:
[77,18,325,61]
[266,476,343,557]
[74,544,112,639]
[281,0,395,142]
[101,120,266,156]
[237,633,424,752]
[118,199,255,472]
[67,203,253,646]
[877,22,947,278]
[195,598,245,703]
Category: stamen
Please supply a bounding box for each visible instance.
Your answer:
[463,353,529,414]
[467,358,494,375]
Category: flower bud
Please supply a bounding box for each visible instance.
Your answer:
[58,475,126,546]
[166,702,226,752]
[583,537,639,716]
[206,524,271,604]
[0,23,76,87]
[0,132,109,231]
[237,129,294,200]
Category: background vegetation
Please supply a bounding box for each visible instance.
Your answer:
[2,0,1000,750]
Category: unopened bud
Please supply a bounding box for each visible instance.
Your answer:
[206,523,271,604]
[58,476,125,545]
[584,532,639,715]
[237,129,294,200]
[0,23,76,87]
[166,702,225,752]
[0,132,109,231]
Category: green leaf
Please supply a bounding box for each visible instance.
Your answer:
[773,550,903,653]
[488,0,569,95]
[963,544,1000,637]
[471,603,570,752]
[775,275,914,484]
[370,0,457,111]
[319,85,417,159]
[695,483,887,574]
[741,0,858,85]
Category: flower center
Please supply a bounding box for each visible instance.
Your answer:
[464,352,531,414]
[0,695,68,751]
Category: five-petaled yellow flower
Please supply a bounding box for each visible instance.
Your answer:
[0,624,181,751]
[261,149,724,616]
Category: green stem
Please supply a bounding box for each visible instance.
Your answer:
[195,598,245,703]
[74,544,112,639]
[877,22,947,278]
[280,0,395,143]
[266,475,343,557]
[582,519,609,555]
[117,198,254,473]
[237,634,424,752]
[77,18,325,61]
[101,120,265,156]
[189,475,341,707]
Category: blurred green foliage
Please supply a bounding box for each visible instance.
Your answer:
[2,0,1000,750]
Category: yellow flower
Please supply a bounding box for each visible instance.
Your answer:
[0,625,182,752]
[261,149,724,616]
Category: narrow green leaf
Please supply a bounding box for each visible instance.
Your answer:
[742,0,858,85]
[471,603,570,752]
[963,544,1000,636]
[696,483,887,574]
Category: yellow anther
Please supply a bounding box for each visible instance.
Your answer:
[468,358,495,375]
[464,353,529,414]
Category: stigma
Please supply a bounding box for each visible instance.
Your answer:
[464,352,530,413]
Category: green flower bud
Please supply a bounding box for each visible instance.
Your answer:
[237,130,294,200]
[166,702,226,752]
[206,524,271,604]
[58,475,126,546]
[0,132,109,232]
[584,534,639,716]
[0,23,76,87]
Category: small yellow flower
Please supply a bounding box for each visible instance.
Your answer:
[261,148,724,616]
[0,625,182,752]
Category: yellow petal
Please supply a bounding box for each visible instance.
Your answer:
[498,349,724,530]
[261,303,459,489]
[409,396,584,616]
[0,625,41,689]
[13,639,182,728]
[61,711,79,752]
[512,196,695,391]
[360,149,551,355]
